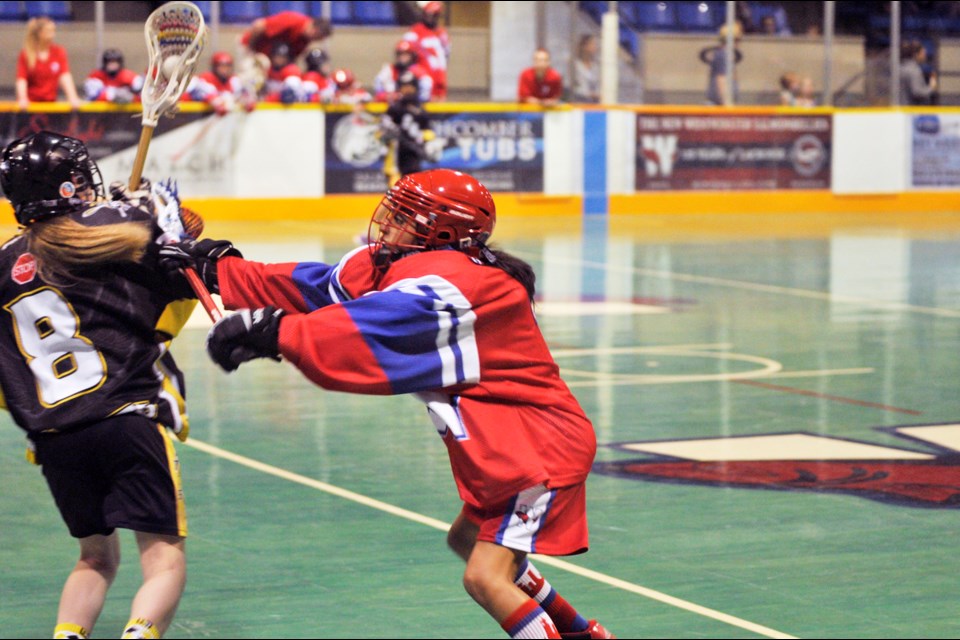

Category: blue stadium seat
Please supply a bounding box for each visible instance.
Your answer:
[220,1,265,23]
[631,1,678,31]
[353,0,396,25]
[24,0,70,19]
[579,1,607,25]
[267,0,310,16]
[329,1,352,25]
[676,1,722,32]
[191,0,211,21]
[0,1,24,21]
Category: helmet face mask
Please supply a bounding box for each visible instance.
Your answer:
[368,170,496,271]
[0,131,104,226]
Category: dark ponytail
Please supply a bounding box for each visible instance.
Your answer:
[479,244,536,302]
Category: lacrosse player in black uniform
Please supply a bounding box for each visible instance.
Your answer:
[0,131,197,640]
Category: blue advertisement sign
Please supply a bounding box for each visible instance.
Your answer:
[325,110,544,194]
[911,114,960,188]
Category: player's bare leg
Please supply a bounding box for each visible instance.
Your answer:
[449,514,560,638]
[123,532,186,638]
[55,532,120,637]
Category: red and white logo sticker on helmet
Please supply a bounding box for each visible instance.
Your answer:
[12,253,37,285]
[59,181,76,198]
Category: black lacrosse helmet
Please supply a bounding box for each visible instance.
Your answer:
[0,131,104,226]
[304,47,328,74]
[102,48,124,76]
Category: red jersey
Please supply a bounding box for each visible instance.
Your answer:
[83,68,143,102]
[518,67,563,103]
[302,70,334,103]
[403,23,450,100]
[241,11,315,59]
[16,45,70,102]
[218,248,597,509]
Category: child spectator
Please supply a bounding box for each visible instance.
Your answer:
[302,48,335,104]
[84,49,143,104]
[262,43,304,104]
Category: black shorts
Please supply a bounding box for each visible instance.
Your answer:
[34,414,187,539]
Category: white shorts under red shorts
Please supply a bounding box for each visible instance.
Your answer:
[462,482,589,556]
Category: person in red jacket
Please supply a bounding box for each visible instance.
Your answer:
[261,43,304,104]
[403,0,450,101]
[83,49,143,104]
[15,17,81,110]
[240,10,332,60]
[158,169,616,640]
[517,48,563,106]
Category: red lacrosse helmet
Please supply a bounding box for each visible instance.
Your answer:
[395,39,420,61]
[332,68,355,91]
[369,169,496,270]
[423,1,444,15]
[212,51,233,67]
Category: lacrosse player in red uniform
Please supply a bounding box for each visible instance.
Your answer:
[159,169,615,639]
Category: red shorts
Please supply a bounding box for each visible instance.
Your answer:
[462,482,589,556]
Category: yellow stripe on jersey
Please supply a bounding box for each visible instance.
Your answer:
[155,299,198,340]
[157,424,188,537]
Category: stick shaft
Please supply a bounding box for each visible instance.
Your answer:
[184,268,223,321]
[129,125,156,190]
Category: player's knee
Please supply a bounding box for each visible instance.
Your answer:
[461,564,497,607]
[78,549,120,578]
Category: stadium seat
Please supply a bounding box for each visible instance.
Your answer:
[750,3,791,34]
[0,1,24,21]
[329,1,352,25]
[631,1,678,31]
[267,0,310,16]
[625,2,677,31]
[220,1,264,23]
[24,0,70,19]
[353,0,396,25]
[676,1,722,32]
[579,1,607,25]
[191,0,211,21]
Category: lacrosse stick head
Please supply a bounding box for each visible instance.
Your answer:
[141,2,207,127]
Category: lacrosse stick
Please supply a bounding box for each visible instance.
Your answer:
[131,2,222,322]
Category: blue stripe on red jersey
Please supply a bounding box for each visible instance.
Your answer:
[339,274,479,394]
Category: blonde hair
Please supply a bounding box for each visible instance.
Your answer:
[22,17,54,69]
[26,216,152,286]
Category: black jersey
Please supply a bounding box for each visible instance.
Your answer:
[0,200,191,436]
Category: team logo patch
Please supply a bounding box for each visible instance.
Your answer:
[12,253,37,285]
[59,181,76,198]
[594,424,960,508]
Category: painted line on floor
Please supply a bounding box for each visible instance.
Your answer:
[181,437,797,639]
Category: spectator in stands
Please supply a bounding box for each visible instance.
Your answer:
[262,42,304,104]
[240,10,332,61]
[571,34,600,103]
[188,51,256,116]
[403,1,450,101]
[779,71,799,106]
[15,17,81,111]
[704,22,743,106]
[84,48,143,104]
[795,75,817,107]
[899,40,938,105]
[374,40,433,104]
[518,48,563,107]
[302,48,335,104]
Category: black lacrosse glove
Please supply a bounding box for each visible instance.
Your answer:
[206,307,285,373]
[157,238,241,295]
